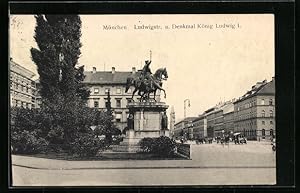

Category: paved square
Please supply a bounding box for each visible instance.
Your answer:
[12,141,276,186]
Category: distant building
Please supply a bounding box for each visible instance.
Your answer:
[233,78,275,140]
[203,100,235,138]
[173,117,197,139]
[192,114,207,139]
[214,101,235,137]
[10,58,37,109]
[205,107,217,138]
[82,67,161,132]
[223,103,234,133]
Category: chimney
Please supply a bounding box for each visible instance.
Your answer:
[92,67,96,73]
[132,67,136,74]
[112,67,115,74]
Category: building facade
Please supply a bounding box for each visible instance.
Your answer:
[192,114,207,139]
[214,101,235,137]
[213,109,224,137]
[223,111,234,134]
[233,78,275,140]
[174,120,185,139]
[205,107,216,138]
[173,117,197,139]
[82,67,161,132]
[10,59,37,109]
[172,79,275,141]
[200,101,235,138]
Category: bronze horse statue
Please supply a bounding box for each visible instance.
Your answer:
[125,68,168,102]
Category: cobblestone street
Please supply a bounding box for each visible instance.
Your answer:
[12,141,276,186]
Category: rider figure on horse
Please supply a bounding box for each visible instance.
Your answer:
[141,60,155,90]
[142,60,152,77]
[125,56,167,101]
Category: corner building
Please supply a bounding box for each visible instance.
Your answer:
[233,78,275,140]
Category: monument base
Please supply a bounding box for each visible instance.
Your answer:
[112,101,169,152]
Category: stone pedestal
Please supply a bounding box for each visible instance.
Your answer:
[112,101,169,152]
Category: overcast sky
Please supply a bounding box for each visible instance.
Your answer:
[10,14,274,121]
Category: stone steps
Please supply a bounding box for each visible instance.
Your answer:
[111,144,141,152]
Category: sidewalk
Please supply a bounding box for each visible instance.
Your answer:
[12,142,276,170]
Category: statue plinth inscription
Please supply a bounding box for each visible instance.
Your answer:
[128,101,169,137]
[113,102,169,152]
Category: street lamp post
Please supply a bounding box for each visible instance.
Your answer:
[184,99,190,118]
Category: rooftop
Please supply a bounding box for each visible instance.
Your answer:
[175,117,198,126]
[10,59,35,78]
[82,69,140,85]
[234,78,275,103]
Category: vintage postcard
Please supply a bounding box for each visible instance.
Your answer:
[10,14,275,186]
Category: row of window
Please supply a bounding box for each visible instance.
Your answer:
[193,122,204,127]
[93,98,133,108]
[262,120,274,125]
[11,82,33,94]
[93,87,132,95]
[12,100,33,109]
[235,121,256,128]
[261,129,274,137]
[10,73,33,86]
[236,112,255,121]
[236,109,274,121]
[234,129,274,137]
[261,110,274,117]
[11,90,34,100]
[232,120,274,129]
[236,98,274,111]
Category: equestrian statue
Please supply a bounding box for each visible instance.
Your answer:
[125,59,168,102]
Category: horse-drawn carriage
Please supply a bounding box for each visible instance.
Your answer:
[194,137,213,144]
[196,138,206,144]
[233,132,247,144]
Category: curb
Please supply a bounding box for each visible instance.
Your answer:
[12,164,276,171]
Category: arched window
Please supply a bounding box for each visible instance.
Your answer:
[262,110,265,117]
[262,129,265,136]
[270,110,273,117]
[261,99,265,105]
[270,129,273,137]
[269,99,273,105]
